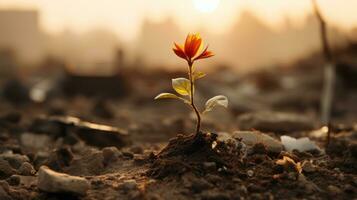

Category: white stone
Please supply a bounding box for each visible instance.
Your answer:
[232,131,283,153]
[37,166,90,195]
[281,135,320,152]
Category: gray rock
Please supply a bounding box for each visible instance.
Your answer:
[232,131,283,153]
[37,166,90,195]
[17,176,37,187]
[102,147,120,165]
[18,162,36,176]
[0,152,30,169]
[46,147,74,171]
[33,151,50,170]
[6,175,36,188]
[34,116,129,148]
[237,111,314,133]
[20,133,51,150]
[6,175,20,186]
[327,185,342,195]
[0,159,16,179]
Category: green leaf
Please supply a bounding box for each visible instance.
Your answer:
[172,78,191,96]
[154,93,190,104]
[193,71,206,80]
[203,95,228,114]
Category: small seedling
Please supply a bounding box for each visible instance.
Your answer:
[155,33,228,136]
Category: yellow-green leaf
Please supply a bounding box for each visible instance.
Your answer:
[172,78,191,96]
[203,95,228,114]
[154,93,180,100]
[193,71,206,80]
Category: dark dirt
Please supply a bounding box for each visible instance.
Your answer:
[0,49,357,199]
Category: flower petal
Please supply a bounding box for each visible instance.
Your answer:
[194,45,214,61]
[173,43,186,59]
[184,33,202,59]
[191,34,202,58]
[184,33,194,58]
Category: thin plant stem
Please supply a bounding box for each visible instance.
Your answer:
[188,60,201,136]
[312,0,335,148]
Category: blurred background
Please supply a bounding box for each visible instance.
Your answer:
[1,0,357,71]
[0,0,356,140]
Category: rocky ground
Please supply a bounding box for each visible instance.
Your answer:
[0,49,356,200]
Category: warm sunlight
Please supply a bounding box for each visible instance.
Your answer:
[193,0,220,13]
[0,1,356,198]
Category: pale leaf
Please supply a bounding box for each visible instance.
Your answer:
[203,95,228,114]
[154,93,180,100]
[154,93,190,104]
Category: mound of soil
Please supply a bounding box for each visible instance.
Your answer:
[148,132,243,179]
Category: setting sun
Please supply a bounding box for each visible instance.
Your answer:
[193,0,220,13]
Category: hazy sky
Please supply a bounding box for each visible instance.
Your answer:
[1,0,357,41]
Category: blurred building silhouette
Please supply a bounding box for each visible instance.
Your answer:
[0,10,43,65]
[0,9,351,73]
[45,28,120,74]
[135,18,183,67]
[0,49,17,78]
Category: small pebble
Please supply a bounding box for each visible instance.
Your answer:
[38,166,90,195]
[203,162,216,171]
[122,151,134,159]
[133,154,146,164]
[0,159,16,179]
[130,146,143,154]
[6,175,20,186]
[248,183,263,192]
[302,161,315,173]
[120,179,137,191]
[102,147,120,165]
[18,162,36,176]
[0,153,30,169]
[239,185,248,194]
[205,174,221,184]
[327,185,342,195]
[247,170,254,177]
[343,184,354,193]
[190,178,211,193]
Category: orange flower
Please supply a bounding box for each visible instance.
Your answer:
[173,33,214,63]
